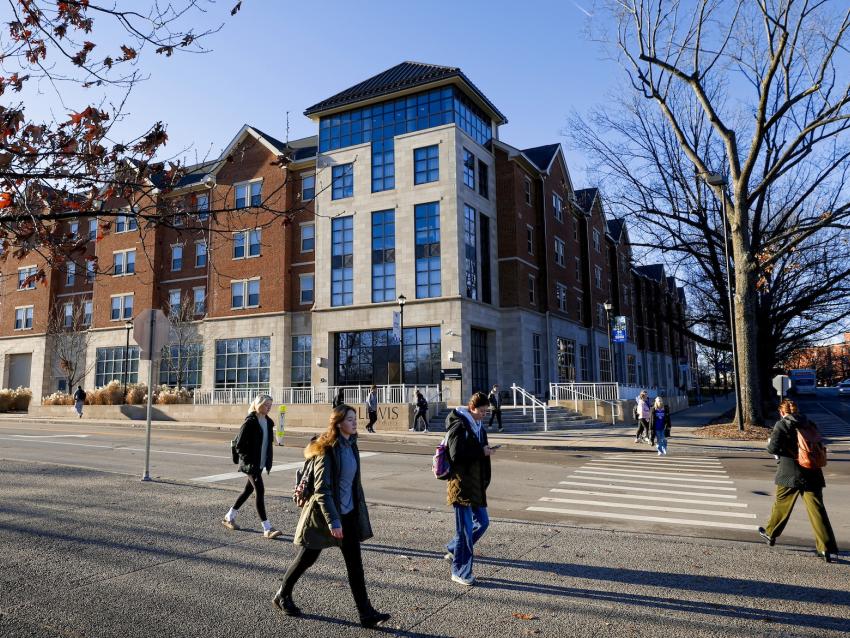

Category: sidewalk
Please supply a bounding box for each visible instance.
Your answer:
[0,395,762,452]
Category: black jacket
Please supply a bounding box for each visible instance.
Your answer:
[416,395,428,414]
[649,406,672,434]
[73,388,86,401]
[766,414,825,490]
[234,412,275,476]
[446,408,491,507]
[488,390,502,410]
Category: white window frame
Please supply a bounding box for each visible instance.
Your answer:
[528,274,536,305]
[595,265,603,289]
[575,256,582,282]
[18,266,37,290]
[88,218,98,241]
[195,193,210,220]
[524,178,532,205]
[231,278,260,309]
[526,225,534,255]
[115,212,138,233]
[593,228,601,252]
[69,221,79,238]
[300,223,315,253]
[235,178,262,209]
[66,262,76,286]
[553,193,564,222]
[113,249,136,276]
[168,289,181,314]
[170,244,183,271]
[556,283,567,312]
[14,305,34,330]
[110,294,134,321]
[63,302,74,328]
[232,228,261,259]
[83,300,93,326]
[195,240,207,267]
[301,173,315,201]
[299,274,314,305]
[86,259,95,282]
[554,238,566,267]
[193,287,206,315]
[597,303,606,329]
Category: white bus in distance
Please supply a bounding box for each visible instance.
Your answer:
[788,369,817,395]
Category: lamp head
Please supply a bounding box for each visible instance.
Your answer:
[397,294,407,307]
[704,173,727,187]
[603,301,613,312]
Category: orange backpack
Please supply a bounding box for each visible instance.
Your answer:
[796,420,827,470]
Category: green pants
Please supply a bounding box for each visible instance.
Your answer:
[764,485,838,553]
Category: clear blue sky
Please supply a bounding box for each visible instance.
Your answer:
[89,0,620,183]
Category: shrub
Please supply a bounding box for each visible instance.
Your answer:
[89,381,124,406]
[0,389,14,412]
[155,385,192,405]
[125,383,148,405]
[12,387,32,411]
[42,392,75,406]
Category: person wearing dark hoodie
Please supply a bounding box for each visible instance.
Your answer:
[443,391,496,587]
[758,398,839,562]
[273,404,390,629]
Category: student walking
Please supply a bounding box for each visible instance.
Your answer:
[333,387,345,408]
[634,390,651,443]
[413,390,429,432]
[650,396,671,456]
[487,384,503,432]
[221,394,282,538]
[73,385,86,418]
[758,399,838,562]
[365,385,378,433]
[444,392,496,587]
[273,404,390,628]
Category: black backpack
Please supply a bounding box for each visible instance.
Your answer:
[230,437,239,464]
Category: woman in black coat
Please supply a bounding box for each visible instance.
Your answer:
[221,394,282,538]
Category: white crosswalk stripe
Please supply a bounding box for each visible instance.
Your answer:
[528,453,756,532]
[809,406,850,444]
[190,452,381,483]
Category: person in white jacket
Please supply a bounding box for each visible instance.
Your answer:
[634,390,651,444]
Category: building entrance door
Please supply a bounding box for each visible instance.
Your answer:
[471,329,489,394]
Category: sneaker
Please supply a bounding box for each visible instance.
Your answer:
[409,428,415,431]
[444,552,454,561]
[360,610,391,628]
[222,519,239,531]
[497,427,503,432]
[657,450,663,456]
[662,448,668,455]
[264,528,282,539]
[423,428,428,433]
[451,574,476,586]
[757,527,775,546]
[634,438,641,443]
[816,550,833,563]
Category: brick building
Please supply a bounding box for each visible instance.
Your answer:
[785,333,850,385]
[0,61,696,403]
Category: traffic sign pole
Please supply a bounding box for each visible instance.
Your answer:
[142,309,156,482]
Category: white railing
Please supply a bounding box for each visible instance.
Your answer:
[549,382,620,425]
[193,384,441,406]
[510,383,548,432]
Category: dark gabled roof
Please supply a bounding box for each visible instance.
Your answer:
[677,286,687,304]
[574,187,598,212]
[286,135,318,161]
[250,126,289,154]
[303,61,507,123]
[635,264,666,282]
[522,144,560,172]
[175,160,218,188]
[607,218,624,242]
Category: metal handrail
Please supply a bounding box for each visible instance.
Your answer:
[510,383,548,432]
[193,384,441,406]
[548,382,620,425]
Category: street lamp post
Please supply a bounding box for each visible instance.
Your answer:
[704,173,745,432]
[397,294,406,392]
[123,320,133,404]
[603,301,614,382]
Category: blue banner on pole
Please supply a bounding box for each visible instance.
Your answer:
[612,328,626,343]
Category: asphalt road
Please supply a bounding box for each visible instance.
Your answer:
[1,460,848,638]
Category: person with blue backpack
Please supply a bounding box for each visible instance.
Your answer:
[443,391,497,587]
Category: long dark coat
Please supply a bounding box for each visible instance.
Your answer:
[766,414,826,490]
[234,412,275,476]
[445,409,491,508]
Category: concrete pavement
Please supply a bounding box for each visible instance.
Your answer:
[1,461,848,638]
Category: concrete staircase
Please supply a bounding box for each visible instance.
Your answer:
[426,405,606,433]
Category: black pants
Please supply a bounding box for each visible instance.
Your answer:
[366,410,377,432]
[635,419,649,439]
[414,410,428,431]
[488,408,502,429]
[232,474,266,521]
[280,511,370,614]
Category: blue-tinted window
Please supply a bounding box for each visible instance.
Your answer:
[95,346,139,387]
[372,210,396,302]
[334,326,441,386]
[332,164,354,200]
[463,149,476,189]
[372,138,395,192]
[332,216,354,306]
[214,337,271,391]
[463,205,478,300]
[414,145,439,184]
[415,202,441,299]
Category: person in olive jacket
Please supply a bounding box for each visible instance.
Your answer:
[273,404,390,629]
[444,391,496,587]
[758,399,838,562]
[221,394,282,539]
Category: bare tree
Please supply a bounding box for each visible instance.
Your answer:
[585,0,850,425]
[46,299,93,391]
[160,294,202,389]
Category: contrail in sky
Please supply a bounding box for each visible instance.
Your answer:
[572,1,593,17]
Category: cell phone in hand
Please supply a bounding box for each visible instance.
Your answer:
[489,444,502,450]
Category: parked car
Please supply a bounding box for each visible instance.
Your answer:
[838,380,850,397]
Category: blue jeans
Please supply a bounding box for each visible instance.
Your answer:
[655,427,667,452]
[447,505,489,579]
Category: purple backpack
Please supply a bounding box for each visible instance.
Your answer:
[432,437,451,480]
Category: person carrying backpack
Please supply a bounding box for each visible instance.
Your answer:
[273,404,390,629]
[633,390,650,443]
[364,385,378,433]
[443,391,496,587]
[487,384,503,432]
[221,394,283,539]
[758,399,838,562]
[73,385,86,418]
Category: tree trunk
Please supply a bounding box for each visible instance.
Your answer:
[731,226,763,427]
